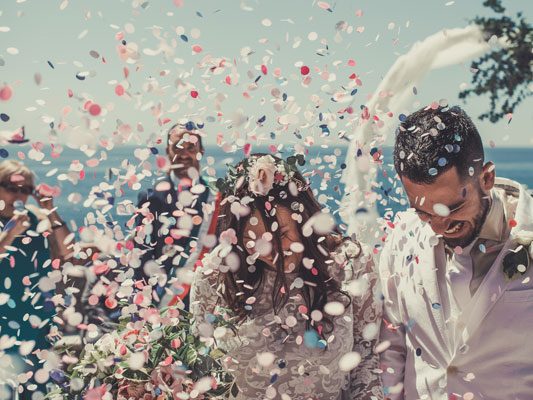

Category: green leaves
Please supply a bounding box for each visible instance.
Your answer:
[460,0,532,122]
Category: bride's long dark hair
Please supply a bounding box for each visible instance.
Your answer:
[215,154,350,335]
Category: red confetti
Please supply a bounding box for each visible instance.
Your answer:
[89,103,101,116]
[261,65,268,75]
[105,297,117,309]
[190,90,199,98]
[300,66,310,75]
[164,236,174,245]
[509,219,518,228]
[67,89,73,98]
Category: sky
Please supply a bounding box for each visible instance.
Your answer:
[0,0,531,150]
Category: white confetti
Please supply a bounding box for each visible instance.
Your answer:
[338,351,361,371]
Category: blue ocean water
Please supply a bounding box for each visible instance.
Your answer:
[2,144,532,234]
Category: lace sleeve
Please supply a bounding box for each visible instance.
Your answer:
[342,242,384,400]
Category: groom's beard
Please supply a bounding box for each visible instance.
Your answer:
[444,189,491,249]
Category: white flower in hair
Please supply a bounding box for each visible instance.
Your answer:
[248,155,277,196]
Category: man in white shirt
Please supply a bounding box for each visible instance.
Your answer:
[379,105,533,399]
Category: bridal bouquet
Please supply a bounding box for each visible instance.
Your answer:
[46,305,237,399]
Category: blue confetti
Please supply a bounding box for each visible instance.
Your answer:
[303,330,320,349]
[428,168,438,176]
[0,113,9,122]
[180,34,189,42]
[399,114,407,122]
[437,157,447,167]
[431,303,441,310]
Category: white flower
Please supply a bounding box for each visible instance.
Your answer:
[248,155,276,196]
[514,230,533,246]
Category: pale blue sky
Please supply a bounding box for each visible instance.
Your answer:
[0,0,531,148]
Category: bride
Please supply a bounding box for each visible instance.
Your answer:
[190,154,383,399]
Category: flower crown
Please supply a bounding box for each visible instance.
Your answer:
[216,154,307,197]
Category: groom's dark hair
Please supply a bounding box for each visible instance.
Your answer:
[393,105,485,184]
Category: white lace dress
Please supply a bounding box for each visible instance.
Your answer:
[190,240,383,400]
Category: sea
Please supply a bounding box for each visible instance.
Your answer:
[3,144,532,237]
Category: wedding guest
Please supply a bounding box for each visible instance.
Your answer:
[191,154,383,399]
[380,105,533,399]
[0,160,72,399]
[133,121,220,309]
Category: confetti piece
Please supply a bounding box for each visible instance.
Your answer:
[0,85,13,101]
[338,352,361,371]
[88,103,101,116]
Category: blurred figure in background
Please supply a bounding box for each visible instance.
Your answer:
[133,120,220,309]
[0,160,72,399]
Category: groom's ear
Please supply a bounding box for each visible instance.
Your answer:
[479,161,495,191]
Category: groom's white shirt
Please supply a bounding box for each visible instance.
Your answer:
[379,178,533,399]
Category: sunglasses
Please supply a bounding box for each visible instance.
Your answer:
[0,182,35,195]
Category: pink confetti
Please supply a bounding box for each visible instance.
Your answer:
[86,158,100,167]
[156,155,168,169]
[0,85,13,101]
[36,183,61,197]
[348,59,356,66]
[173,0,184,6]
[300,66,310,75]
[192,45,203,53]
[243,143,252,157]
[88,295,99,306]
[261,65,268,75]
[115,84,125,96]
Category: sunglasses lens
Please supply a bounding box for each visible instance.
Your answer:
[3,185,33,194]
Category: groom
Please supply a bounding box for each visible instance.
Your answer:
[379,105,533,399]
